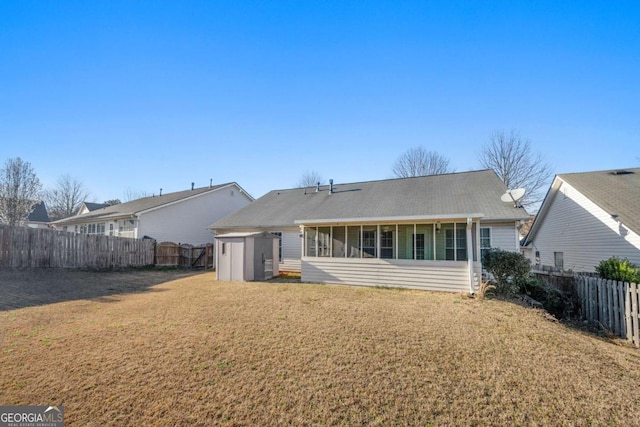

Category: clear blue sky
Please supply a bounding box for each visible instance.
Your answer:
[1,1,638,203]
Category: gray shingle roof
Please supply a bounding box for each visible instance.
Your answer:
[54,183,236,225]
[28,201,50,223]
[82,202,110,212]
[558,168,640,235]
[211,170,529,229]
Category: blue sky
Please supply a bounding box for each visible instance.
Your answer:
[1,1,638,203]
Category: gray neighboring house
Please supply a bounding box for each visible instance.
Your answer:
[52,183,253,245]
[522,168,640,272]
[210,170,529,293]
[25,201,50,229]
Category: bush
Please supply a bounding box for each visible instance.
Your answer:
[482,249,532,294]
[519,276,573,319]
[595,257,640,283]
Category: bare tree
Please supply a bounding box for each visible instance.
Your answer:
[297,170,325,188]
[392,147,454,178]
[43,174,91,220]
[103,199,121,206]
[478,130,553,210]
[0,157,43,226]
[123,188,151,202]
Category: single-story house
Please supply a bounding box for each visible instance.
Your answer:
[522,168,640,272]
[53,182,253,245]
[210,170,529,293]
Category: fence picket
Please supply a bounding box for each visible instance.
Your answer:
[0,224,155,269]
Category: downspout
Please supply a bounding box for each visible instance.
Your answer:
[466,217,474,295]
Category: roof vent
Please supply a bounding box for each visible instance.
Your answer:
[611,170,634,175]
[160,188,162,196]
[329,179,334,194]
[316,182,320,192]
[191,182,195,190]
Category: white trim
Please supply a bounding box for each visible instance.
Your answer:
[140,183,253,215]
[294,213,485,225]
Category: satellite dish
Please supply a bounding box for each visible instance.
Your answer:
[501,188,526,207]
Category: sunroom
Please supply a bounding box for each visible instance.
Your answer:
[297,215,484,293]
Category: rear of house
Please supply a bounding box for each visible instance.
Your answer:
[211,170,528,292]
[522,168,640,272]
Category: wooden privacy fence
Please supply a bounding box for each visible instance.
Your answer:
[155,242,214,269]
[574,275,640,347]
[0,224,154,268]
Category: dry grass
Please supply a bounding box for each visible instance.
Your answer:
[2,271,640,426]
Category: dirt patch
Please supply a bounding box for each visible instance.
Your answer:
[1,271,640,426]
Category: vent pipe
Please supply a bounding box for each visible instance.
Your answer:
[209,179,213,188]
[191,182,195,190]
[160,188,163,196]
[316,182,320,192]
[329,179,334,194]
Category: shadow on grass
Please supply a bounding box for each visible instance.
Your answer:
[0,268,206,311]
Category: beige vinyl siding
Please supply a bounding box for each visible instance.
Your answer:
[532,181,640,272]
[302,258,481,292]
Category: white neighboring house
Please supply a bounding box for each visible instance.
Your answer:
[522,168,640,272]
[210,170,529,293]
[52,183,253,245]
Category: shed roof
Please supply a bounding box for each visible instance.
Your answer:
[53,183,241,225]
[211,170,529,229]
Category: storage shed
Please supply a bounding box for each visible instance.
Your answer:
[215,232,280,281]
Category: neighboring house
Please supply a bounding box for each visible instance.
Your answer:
[77,202,111,215]
[25,201,50,229]
[52,183,253,245]
[522,168,640,272]
[210,170,529,293]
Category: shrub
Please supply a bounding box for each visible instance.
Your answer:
[595,257,640,283]
[519,276,573,319]
[482,249,532,294]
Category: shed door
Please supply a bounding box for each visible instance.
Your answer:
[230,241,245,281]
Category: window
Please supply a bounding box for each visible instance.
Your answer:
[318,227,331,257]
[480,228,491,260]
[456,227,467,261]
[445,227,455,260]
[109,224,114,236]
[119,220,136,237]
[360,227,376,257]
[554,252,564,270]
[332,227,346,257]
[381,230,393,259]
[305,227,317,257]
[272,232,282,262]
[413,233,425,260]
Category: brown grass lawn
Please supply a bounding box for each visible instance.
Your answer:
[2,271,640,426]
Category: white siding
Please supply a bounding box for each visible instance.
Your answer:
[138,185,252,244]
[302,258,481,293]
[280,230,302,272]
[531,180,640,272]
[484,222,520,252]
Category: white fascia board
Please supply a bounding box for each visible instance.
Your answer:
[137,183,250,216]
[294,213,485,225]
[521,176,563,245]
